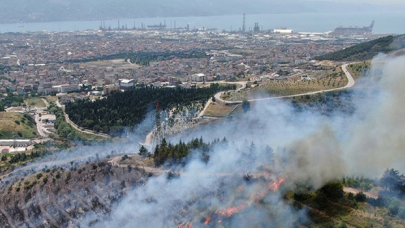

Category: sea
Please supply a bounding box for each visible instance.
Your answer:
[0,11,404,34]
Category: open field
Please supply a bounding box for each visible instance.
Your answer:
[0,112,37,139]
[79,58,140,69]
[223,66,348,101]
[228,49,257,56]
[25,97,46,108]
[204,102,239,117]
[44,96,57,103]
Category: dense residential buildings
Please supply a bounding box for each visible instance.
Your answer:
[0,28,381,102]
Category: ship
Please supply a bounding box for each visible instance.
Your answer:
[333,20,374,36]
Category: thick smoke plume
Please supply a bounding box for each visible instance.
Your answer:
[78,55,405,227]
[3,54,404,227]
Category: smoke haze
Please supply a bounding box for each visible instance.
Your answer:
[75,53,405,227]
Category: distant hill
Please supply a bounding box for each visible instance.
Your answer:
[0,0,401,24]
[315,35,405,61]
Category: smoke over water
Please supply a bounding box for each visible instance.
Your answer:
[75,54,405,227]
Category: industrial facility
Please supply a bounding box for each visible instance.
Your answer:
[333,20,375,36]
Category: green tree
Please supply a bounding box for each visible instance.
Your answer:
[242,100,251,112]
[139,146,148,156]
[320,181,344,200]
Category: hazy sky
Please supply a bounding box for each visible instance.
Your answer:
[310,0,405,4]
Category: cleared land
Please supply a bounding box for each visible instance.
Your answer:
[0,112,37,139]
[25,97,46,108]
[204,102,239,117]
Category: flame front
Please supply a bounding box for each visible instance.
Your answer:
[204,216,211,225]
[268,178,285,191]
[217,205,246,217]
[177,222,193,228]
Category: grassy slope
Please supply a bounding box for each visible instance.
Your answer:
[204,102,238,117]
[223,66,347,101]
[0,112,37,139]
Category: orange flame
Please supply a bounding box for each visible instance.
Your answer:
[217,205,246,217]
[177,222,193,228]
[268,178,285,191]
[204,217,211,225]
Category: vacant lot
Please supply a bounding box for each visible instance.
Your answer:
[0,112,37,139]
[25,97,46,108]
[204,102,239,117]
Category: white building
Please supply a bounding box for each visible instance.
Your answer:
[274,29,293,34]
[119,79,135,90]
[301,75,311,81]
[0,139,33,147]
[191,73,206,82]
[52,84,79,93]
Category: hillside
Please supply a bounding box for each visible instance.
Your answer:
[0,112,37,139]
[0,158,149,227]
[315,35,405,62]
[65,84,236,134]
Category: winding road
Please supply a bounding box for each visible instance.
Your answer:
[56,99,111,139]
[213,63,355,105]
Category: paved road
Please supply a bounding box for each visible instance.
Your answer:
[56,99,111,139]
[198,81,247,117]
[214,63,356,105]
[34,113,49,138]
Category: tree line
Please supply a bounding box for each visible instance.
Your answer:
[315,35,405,61]
[151,137,225,166]
[66,84,236,134]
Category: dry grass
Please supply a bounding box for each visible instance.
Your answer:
[223,66,348,101]
[25,97,46,108]
[347,62,371,80]
[0,112,37,139]
[204,102,238,117]
[45,96,57,102]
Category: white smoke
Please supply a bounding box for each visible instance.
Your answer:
[80,54,405,227]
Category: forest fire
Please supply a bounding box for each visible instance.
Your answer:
[204,217,211,225]
[177,222,193,228]
[177,177,286,228]
[217,205,246,217]
[268,178,285,191]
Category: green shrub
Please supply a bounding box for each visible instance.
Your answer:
[355,192,367,202]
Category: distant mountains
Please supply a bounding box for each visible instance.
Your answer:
[0,0,403,24]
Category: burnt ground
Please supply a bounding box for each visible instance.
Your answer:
[0,159,151,228]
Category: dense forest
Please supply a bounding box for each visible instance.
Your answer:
[66,84,236,134]
[315,35,405,61]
